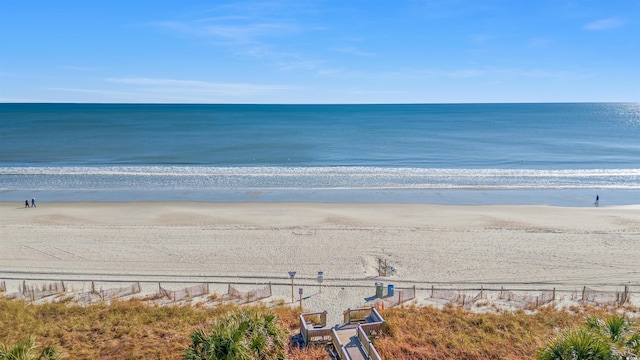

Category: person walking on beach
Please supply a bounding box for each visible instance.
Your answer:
[25,200,30,208]
[31,197,36,207]
[595,195,599,207]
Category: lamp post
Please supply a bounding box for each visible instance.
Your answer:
[288,271,296,303]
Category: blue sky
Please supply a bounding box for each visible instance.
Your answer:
[1,0,638,104]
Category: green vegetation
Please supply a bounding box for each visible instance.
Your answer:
[537,314,640,360]
[373,304,639,360]
[183,309,286,360]
[0,335,62,360]
[1,296,637,359]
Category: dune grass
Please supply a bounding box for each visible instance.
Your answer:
[1,296,636,359]
[373,304,638,360]
[0,297,310,359]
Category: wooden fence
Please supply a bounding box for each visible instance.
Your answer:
[498,287,555,308]
[227,283,272,303]
[429,286,486,308]
[20,281,66,301]
[374,285,416,308]
[426,285,633,309]
[94,282,142,301]
[581,286,630,306]
[159,283,209,303]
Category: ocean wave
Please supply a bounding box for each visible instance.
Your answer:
[2,166,640,176]
[1,166,639,191]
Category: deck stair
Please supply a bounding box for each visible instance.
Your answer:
[300,307,385,360]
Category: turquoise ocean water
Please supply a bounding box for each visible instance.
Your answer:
[1,103,639,205]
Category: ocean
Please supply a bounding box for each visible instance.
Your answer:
[1,103,639,205]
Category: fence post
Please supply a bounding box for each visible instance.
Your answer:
[582,286,586,301]
[625,285,629,304]
[431,285,434,297]
[553,288,556,302]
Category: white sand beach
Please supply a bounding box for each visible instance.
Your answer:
[1,202,639,324]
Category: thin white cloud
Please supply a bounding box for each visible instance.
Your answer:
[326,67,588,81]
[152,4,329,74]
[48,87,141,97]
[105,77,290,96]
[583,17,626,30]
[43,77,292,103]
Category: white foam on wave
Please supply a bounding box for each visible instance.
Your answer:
[1,166,639,190]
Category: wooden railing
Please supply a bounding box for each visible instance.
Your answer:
[302,308,385,360]
[360,321,385,338]
[300,311,331,345]
[331,328,350,359]
[343,307,374,324]
[357,326,382,360]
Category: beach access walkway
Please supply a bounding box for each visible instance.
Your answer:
[299,307,385,360]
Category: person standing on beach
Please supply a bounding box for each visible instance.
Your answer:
[31,197,36,207]
[25,200,30,208]
[595,195,599,207]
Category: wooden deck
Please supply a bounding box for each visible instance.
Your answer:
[301,307,385,360]
[337,327,368,360]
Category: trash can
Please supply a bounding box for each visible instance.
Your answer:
[387,284,395,297]
[375,282,384,298]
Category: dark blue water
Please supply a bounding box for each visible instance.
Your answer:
[1,103,639,205]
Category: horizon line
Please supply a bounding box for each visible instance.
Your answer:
[1,101,638,106]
